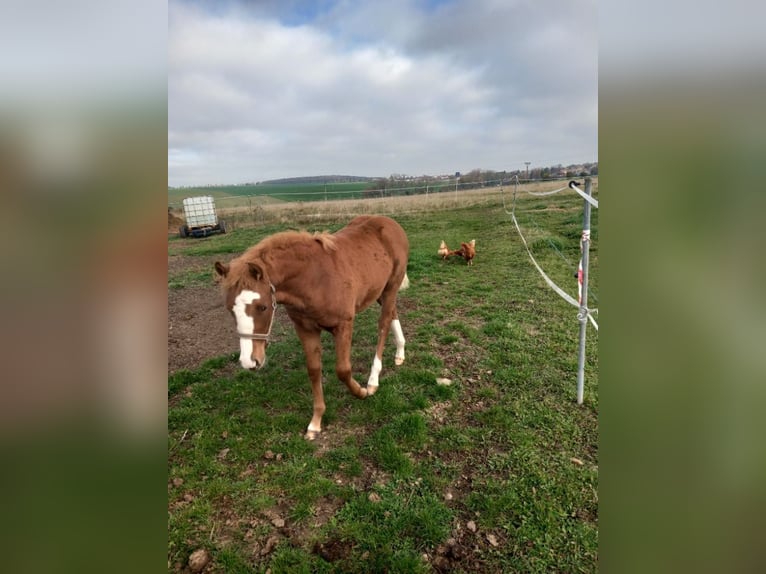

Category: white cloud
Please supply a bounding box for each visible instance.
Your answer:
[168,0,597,185]
[0,0,165,103]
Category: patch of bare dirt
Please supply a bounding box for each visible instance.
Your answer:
[313,538,353,562]
[168,254,227,283]
[168,283,236,373]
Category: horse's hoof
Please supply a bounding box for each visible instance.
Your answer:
[395,357,405,366]
[366,384,379,396]
[305,430,320,441]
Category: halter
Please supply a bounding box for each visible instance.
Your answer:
[237,283,277,341]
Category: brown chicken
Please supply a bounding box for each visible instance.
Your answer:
[437,240,451,259]
[449,239,476,265]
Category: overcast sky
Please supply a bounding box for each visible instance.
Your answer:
[168,0,597,186]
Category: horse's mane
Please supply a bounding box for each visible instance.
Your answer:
[220,230,336,290]
[254,230,337,255]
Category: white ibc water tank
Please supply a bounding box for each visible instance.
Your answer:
[182,196,218,228]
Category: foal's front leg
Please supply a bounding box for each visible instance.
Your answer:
[295,325,325,440]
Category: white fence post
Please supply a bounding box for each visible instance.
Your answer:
[576,177,593,405]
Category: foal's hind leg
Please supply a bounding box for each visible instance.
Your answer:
[366,291,404,394]
[391,309,406,366]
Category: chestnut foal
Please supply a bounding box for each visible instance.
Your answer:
[214,215,409,440]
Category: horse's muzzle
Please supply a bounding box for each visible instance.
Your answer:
[251,357,265,370]
[240,355,266,370]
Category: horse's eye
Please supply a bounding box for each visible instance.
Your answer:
[257,305,268,312]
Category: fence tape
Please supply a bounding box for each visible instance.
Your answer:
[568,182,599,208]
[502,175,593,216]
[511,211,598,330]
[507,175,598,330]
[511,213,579,307]
[523,185,569,196]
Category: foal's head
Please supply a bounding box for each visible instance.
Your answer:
[214,260,276,370]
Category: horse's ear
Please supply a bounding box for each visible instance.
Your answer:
[214,261,229,277]
[247,262,263,280]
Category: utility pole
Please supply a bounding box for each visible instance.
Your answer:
[525,162,530,180]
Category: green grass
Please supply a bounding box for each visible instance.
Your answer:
[168,182,371,206]
[168,190,598,572]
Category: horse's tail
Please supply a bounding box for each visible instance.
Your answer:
[400,273,410,291]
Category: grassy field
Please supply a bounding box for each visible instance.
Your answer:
[168,185,598,572]
[168,182,372,208]
[169,181,582,234]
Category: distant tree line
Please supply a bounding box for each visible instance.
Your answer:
[260,175,376,185]
[169,163,596,192]
[363,162,598,198]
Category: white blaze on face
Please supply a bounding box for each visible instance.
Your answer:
[233,289,260,369]
[391,319,405,364]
